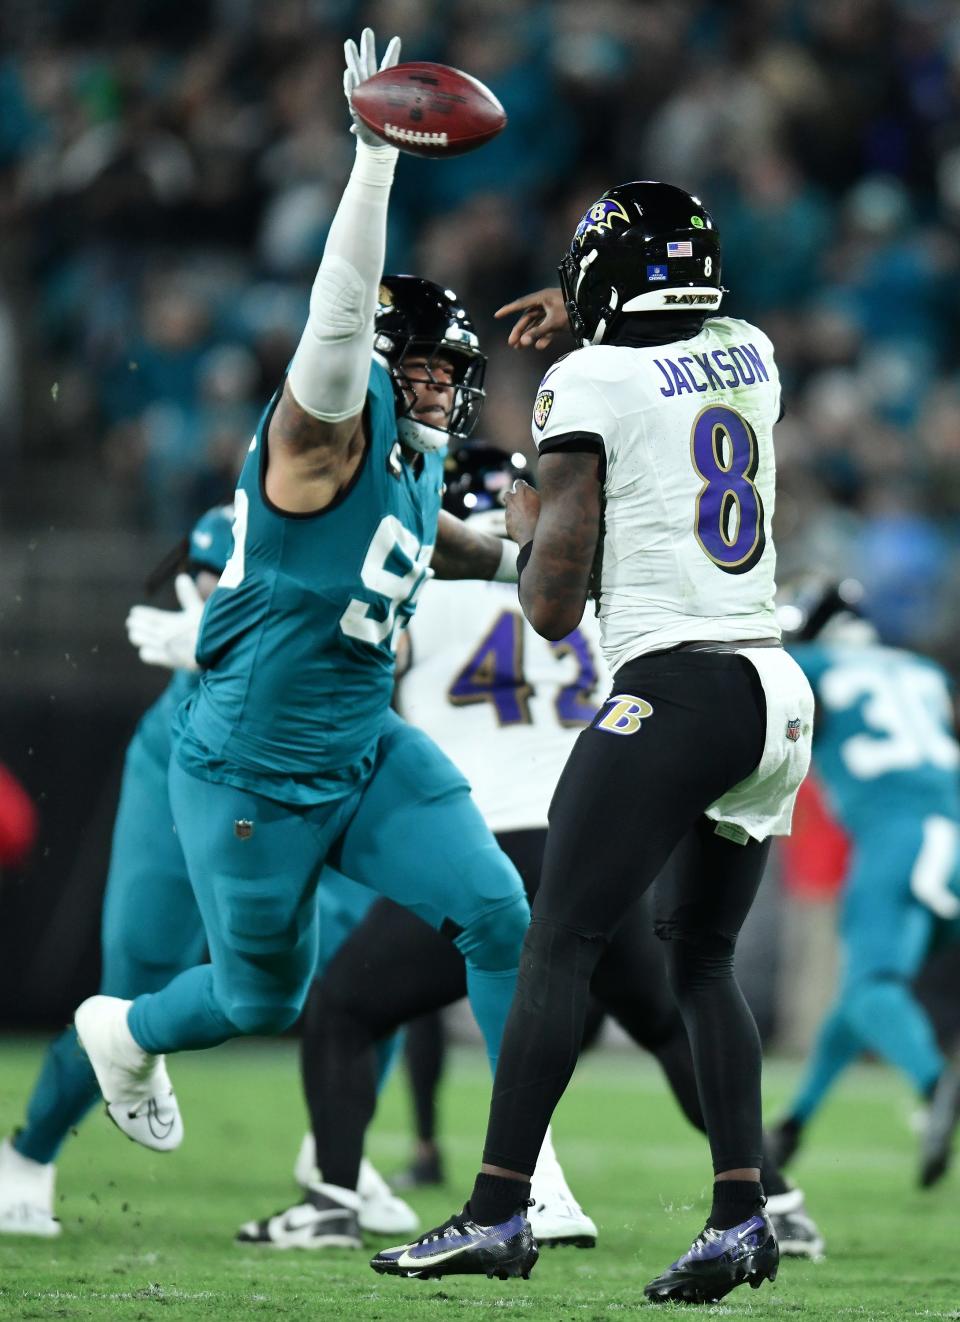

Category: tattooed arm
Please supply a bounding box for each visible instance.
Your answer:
[505,453,601,640]
[430,511,504,580]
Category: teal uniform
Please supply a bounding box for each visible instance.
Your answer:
[786,642,960,1122]
[13,508,385,1165]
[127,366,528,1068]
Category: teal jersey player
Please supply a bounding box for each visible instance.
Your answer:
[73,28,529,1168]
[771,581,960,1188]
[0,501,408,1236]
[791,641,960,837]
[179,359,442,803]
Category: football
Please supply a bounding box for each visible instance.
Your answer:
[351,61,507,158]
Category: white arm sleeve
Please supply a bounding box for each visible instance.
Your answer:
[286,139,399,423]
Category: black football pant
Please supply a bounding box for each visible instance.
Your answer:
[482,648,770,1178]
[302,829,705,1190]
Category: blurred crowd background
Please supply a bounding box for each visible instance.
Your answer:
[1,0,960,1042]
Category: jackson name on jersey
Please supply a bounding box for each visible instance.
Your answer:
[532,316,782,671]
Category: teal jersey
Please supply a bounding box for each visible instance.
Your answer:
[791,642,960,836]
[177,361,444,804]
[133,504,237,765]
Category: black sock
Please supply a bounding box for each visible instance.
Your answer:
[468,1172,531,1226]
[708,1179,764,1231]
[759,1132,790,1196]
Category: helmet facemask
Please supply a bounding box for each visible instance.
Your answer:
[385,339,486,455]
[374,276,487,455]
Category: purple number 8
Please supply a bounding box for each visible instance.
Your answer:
[690,405,765,575]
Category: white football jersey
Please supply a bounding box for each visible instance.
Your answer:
[531,316,782,673]
[399,578,612,833]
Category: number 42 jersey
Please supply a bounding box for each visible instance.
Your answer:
[532,316,781,670]
[399,578,613,834]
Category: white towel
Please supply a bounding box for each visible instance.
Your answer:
[705,647,814,842]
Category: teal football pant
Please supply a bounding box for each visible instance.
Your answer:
[13,735,386,1166]
[130,713,529,1072]
[789,814,960,1123]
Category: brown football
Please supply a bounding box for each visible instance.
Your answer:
[351,62,507,158]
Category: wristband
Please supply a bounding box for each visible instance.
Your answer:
[516,541,533,579]
[493,540,519,583]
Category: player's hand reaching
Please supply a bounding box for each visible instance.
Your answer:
[504,479,541,548]
[495,288,569,350]
[125,573,205,672]
[343,27,401,147]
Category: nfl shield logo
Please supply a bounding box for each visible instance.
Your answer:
[234,819,254,839]
[533,389,554,431]
[785,718,801,743]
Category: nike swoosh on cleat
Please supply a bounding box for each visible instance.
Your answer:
[144,1101,175,1140]
[395,1239,486,1269]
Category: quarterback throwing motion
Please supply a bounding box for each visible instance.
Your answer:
[372,182,814,1304]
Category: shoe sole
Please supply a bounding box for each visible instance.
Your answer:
[237,1234,362,1250]
[372,1249,538,1281]
[537,1234,597,1249]
[373,1264,536,1281]
[645,1254,778,1304]
[777,1240,825,1260]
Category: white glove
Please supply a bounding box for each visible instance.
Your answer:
[126,573,205,672]
[343,27,401,148]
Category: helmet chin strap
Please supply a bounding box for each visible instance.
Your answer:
[397,415,449,455]
[590,286,619,346]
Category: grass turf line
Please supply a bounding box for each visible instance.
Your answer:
[0,1038,956,1319]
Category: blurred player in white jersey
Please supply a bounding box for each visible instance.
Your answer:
[372,181,814,1304]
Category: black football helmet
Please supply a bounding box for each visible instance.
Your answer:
[374,276,486,453]
[776,575,871,642]
[442,442,529,522]
[558,181,723,347]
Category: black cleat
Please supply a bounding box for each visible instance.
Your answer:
[644,1212,779,1305]
[370,1207,538,1280]
[919,1064,960,1188]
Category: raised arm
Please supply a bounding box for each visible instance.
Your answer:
[266,29,401,514]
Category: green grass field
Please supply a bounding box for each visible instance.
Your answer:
[0,1037,956,1320]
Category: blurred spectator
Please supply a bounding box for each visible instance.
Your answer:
[0,0,959,667]
[0,764,38,873]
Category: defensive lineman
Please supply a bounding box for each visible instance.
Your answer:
[372,182,814,1304]
[73,29,530,1157]
[0,510,410,1239]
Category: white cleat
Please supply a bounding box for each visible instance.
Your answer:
[74,996,182,1152]
[0,1139,60,1237]
[528,1179,598,1248]
[766,1187,826,1260]
[236,1182,362,1249]
[358,1157,419,1236]
[292,1133,417,1236]
[529,1126,598,1248]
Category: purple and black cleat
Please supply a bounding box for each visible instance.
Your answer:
[644,1212,779,1305]
[370,1207,538,1281]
